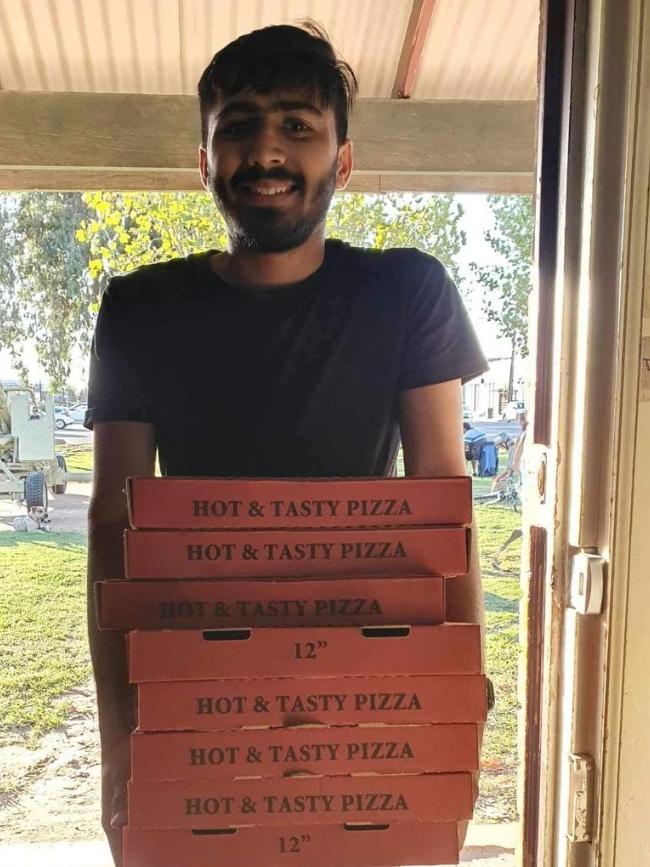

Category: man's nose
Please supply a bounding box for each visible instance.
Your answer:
[244,122,287,169]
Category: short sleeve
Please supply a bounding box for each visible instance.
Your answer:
[399,255,488,390]
[84,278,153,429]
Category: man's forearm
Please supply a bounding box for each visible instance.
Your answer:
[445,521,485,657]
[87,513,136,738]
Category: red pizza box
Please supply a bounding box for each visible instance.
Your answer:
[96,575,446,630]
[127,772,475,829]
[130,724,480,781]
[126,475,472,530]
[137,673,487,731]
[123,821,461,867]
[128,623,482,683]
[124,527,469,580]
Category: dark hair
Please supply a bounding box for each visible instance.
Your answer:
[197,21,358,146]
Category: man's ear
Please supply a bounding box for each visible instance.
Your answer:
[335,139,353,190]
[198,145,209,191]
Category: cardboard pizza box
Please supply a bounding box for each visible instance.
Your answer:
[124,526,470,580]
[130,724,480,781]
[123,821,461,867]
[127,772,475,829]
[128,623,482,683]
[126,475,472,530]
[96,575,446,630]
[136,673,488,731]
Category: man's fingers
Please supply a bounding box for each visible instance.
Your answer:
[110,781,128,829]
[110,808,128,829]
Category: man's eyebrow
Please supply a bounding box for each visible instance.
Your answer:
[271,100,323,116]
[217,100,324,119]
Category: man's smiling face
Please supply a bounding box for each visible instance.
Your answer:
[200,89,352,252]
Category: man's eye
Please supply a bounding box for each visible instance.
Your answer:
[219,121,252,137]
[285,119,311,133]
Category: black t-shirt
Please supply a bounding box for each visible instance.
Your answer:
[85,240,487,477]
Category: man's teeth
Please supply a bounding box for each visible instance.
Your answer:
[249,186,293,196]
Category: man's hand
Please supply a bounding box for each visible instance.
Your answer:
[88,421,156,867]
[101,724,132,866]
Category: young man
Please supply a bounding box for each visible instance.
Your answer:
[85,23,488,865]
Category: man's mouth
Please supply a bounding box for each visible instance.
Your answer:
[237,179,300,201]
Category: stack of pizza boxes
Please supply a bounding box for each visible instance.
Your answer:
[95,476,487,867]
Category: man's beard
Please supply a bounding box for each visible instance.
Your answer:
[208,161,337,253]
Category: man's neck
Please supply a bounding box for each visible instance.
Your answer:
[211,231,326,289]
